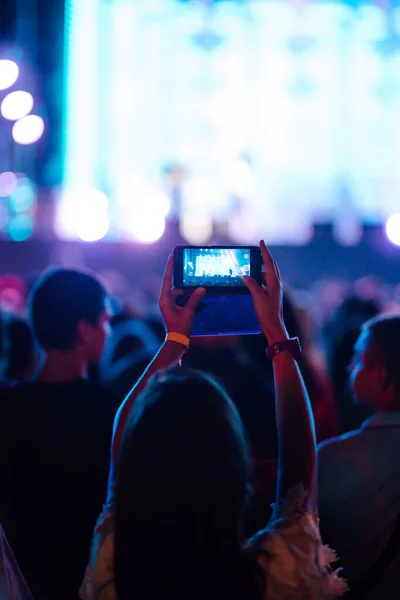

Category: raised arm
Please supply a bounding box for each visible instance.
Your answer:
[244,241,317,513]
[104,257,206,509]
[111,255,205,462]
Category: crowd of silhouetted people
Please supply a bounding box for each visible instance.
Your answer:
[0,242,399,600]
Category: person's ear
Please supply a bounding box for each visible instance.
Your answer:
[377,363,393,394]
[76,320,93,346]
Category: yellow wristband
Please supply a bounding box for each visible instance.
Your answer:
[166,332,190,350]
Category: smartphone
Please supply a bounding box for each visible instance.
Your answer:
[173,245,262,294]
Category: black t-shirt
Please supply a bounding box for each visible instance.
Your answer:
[0,379,121,600]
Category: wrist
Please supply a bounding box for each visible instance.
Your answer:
[266,336,302,362]
[163,339,188,361]
[263,325,289,346]
[165,331,190,351]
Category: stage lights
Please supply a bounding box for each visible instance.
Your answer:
[0,173,36,241]
[55,189,110,242]
[0,60,19,90]
[180,213,213,244]
[0,59,44,145]
[0,171,17,197]
[117,179,170,243]
[1,91,34,121]
[12,115,45,145]
[126,213,166,243]
[386,213,400,247]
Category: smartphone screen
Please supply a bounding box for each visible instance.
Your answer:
[173,246,261,292]
[183,247,250,287]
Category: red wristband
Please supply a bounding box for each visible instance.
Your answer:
[266,337,302,362]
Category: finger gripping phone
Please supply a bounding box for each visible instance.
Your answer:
[173,245,262,294]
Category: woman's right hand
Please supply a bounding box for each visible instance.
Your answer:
[243,240,288,345]
[159,255,205,338]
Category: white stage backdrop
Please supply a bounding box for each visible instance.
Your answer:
[62,0,400,243]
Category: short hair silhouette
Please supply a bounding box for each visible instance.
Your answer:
[364,314,400,395]
[29,268,107,351]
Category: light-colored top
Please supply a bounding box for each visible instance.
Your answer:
[80,486,347,600]
[318,412,400,599]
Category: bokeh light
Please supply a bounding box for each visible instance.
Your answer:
[117,179,169,243]
[0,172,18,197]
[385,213,400,247]
[78,190,109,242]
[7,214,34,241]
[0,60,19,90]
[78,212,110,242]
[9,176,36,211]
[180,213,213,244]
[1,91,34,121]
[126,213,166,243]
[12,115,45,145]
[54,193,79,239]
[54,189,110,241]
[117,178,170,217]
[0,204,9,230]
[0,274,26,311]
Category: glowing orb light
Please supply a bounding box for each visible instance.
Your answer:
[126,212,166,243]
[0,60,19,90]
[9,177,36,211]
[1,91,34,121]
[117,179,169,243]
[0,172,18,197]
[12,115,44,145]
[386,213,400,247]
[55,189,109,241]
[76,190,109,242]
[180,213,213,244]
[78,212,110,242]
[8,214,34,241]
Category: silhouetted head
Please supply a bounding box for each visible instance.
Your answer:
[350,314,400,412]
[28,268,109,365]
[1,316,36,381]
[115,368,264,600]
[327,296,381,390]
[183,345,277,460]
[325,295,380,349]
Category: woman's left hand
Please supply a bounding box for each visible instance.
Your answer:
[159,255,206,338]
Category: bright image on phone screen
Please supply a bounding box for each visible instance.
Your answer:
[183,248,250,287]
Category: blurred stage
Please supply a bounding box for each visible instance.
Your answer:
[1,0,400,270]
[1,224,399,287]
[60,0,400,245]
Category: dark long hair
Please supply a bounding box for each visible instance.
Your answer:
[115,369,265,600]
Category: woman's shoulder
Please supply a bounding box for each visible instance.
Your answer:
[248,486,348,600]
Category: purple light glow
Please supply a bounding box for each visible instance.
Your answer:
[0,172,18,197]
